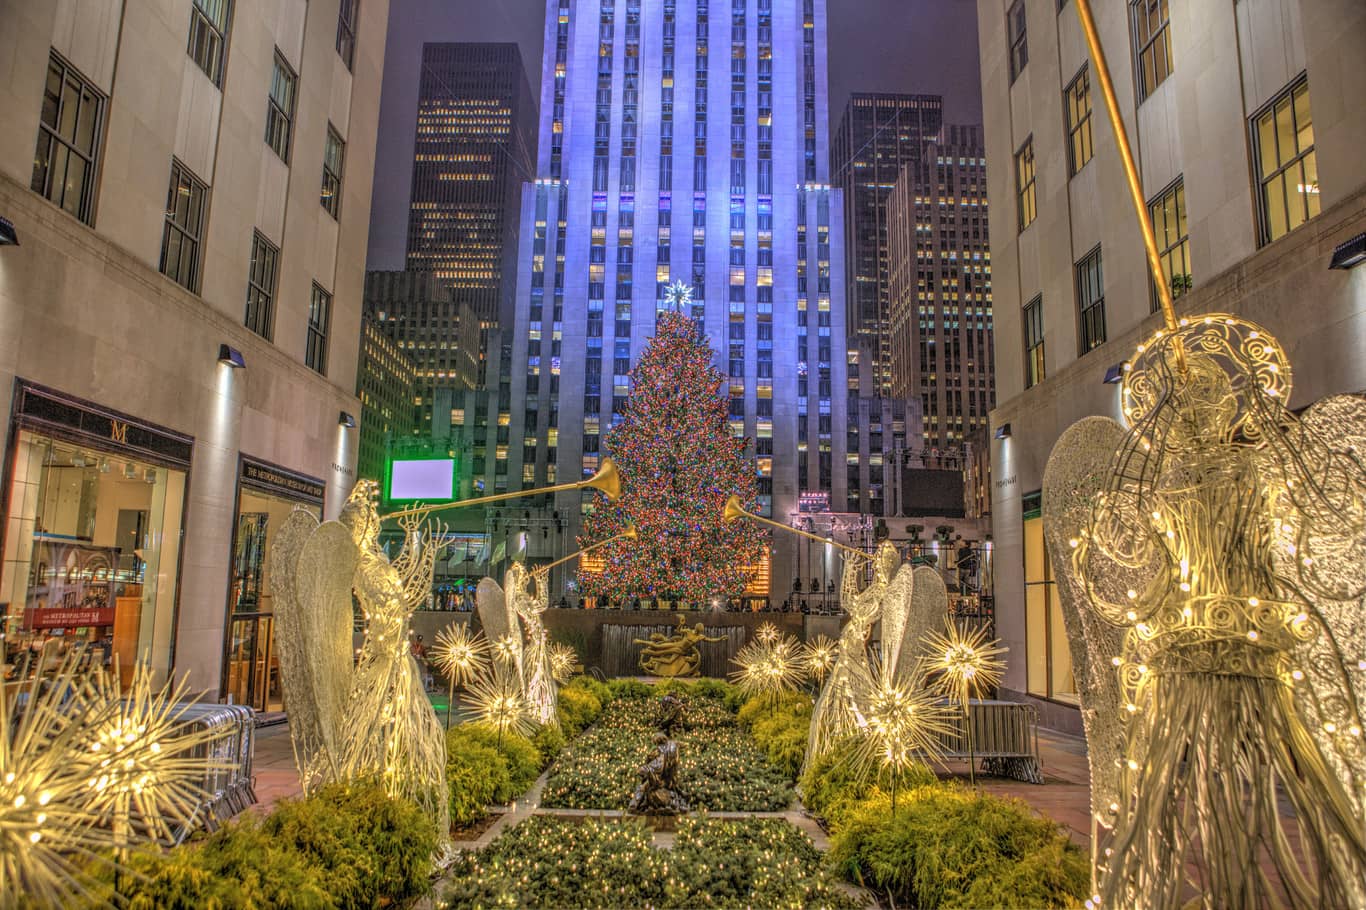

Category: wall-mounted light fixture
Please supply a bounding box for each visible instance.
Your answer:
[0,217,18,246]
[994,423,1012,440]
[217,344,246,368]
[338,411,356,428]
[1328,232,1366,270]
[1103,362,1127,384]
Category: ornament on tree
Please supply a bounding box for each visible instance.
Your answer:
[577,304,766,605]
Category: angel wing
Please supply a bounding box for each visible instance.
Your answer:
[1042,416,1131,827]
[901,565,949,673]
[477,576,523,675]
[271,511,358,788]
[876,564,915,677]
[1274,393,1366,816]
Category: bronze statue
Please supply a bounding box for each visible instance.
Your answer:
[658,693,684,736]
[629,733,688,815]
[634,615,725,677]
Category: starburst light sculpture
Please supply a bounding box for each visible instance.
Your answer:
[548,643,582,683]
[468,666,537,746]
[923,620,1006,786]
[730,633,806,708]
[846,657,950,811]
[800,635,838,685]
[432,623,489,728]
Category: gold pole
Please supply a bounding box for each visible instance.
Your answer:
[383,457,621,521]
[723,495,869,560]
[533,524,638,576]
[1074,0,1179,334]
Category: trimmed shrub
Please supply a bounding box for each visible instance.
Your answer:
[446,739,509,825]
[827,786,1089,909]
[556,685,602,734]
[736,690,811,729]
[798,741,935,824]
[563,674,612,707]
[446,724,541,799]
[605,678,655,701]
[531,722,567,764]
[263,782,436,906]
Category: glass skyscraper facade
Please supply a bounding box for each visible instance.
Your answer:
[506,0,849,592]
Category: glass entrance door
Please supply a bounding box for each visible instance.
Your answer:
[225,613,276,711]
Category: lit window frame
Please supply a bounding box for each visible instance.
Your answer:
[1064,65,1093,176]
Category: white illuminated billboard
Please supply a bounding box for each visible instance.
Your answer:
[387,458,456,502]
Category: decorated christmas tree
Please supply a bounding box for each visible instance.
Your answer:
[577,287,766,604]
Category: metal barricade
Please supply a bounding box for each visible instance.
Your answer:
[930,699,1043,784]
[168,702,257,842]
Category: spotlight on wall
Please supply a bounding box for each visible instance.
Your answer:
[338,411,357,428]
[217,344,246,369]
[124,462,138,480]
[1328,232,1366,270]
[994,423,1012,440]
[1103,362,1127,384]
[0,217,18,246]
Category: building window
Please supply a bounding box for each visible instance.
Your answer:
[159,159,208,292]
[306,283,331,374]
[1023,295,1045,389]
[1024,494,1075,703]
[321,125,344,218]
[245,231,279,339]
[1065,66,1093,175]
[1075,247,1105,354]
[264,50,296,162]
[1148,178,1190,308]
[1252,78,1318,246]
[187,0,233,86]
[1015,137,1037,231]
[31,53,104,224]
[1007,0,1028,83]
[336,0,359,71]
[1131,0,1172,101]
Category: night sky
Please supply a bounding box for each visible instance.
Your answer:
[365,0,982,269]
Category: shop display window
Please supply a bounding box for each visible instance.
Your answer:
[1,431,185,689]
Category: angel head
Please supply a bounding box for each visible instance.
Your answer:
[340,480,382,550]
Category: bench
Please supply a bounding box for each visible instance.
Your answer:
[930,698,1043,784]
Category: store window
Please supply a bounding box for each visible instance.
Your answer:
[1023,492,1075,703]
[1,394,189,690]
[223,460,324,713]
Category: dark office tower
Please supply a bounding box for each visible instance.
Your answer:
[405,43,536,326]
[887,125,994,457]
[832,93,943,397]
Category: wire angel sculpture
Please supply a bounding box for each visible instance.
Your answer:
[1043,315,1366,910]
[806,542,949,767]
[507,562,559,726]
[270,481,449,839]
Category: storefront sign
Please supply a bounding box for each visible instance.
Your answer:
[26,606,116,629]
[241,460,325,503]
[14,381,193,465]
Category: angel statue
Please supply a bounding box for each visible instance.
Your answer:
[507,562,559,725]
[1044,315,1366,910]
[270,481,450,838]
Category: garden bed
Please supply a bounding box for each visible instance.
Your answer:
[539,691,793,811]
[440,816,860,909]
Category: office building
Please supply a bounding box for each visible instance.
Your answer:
[0,0,388,709]
[356,313,417,481]
[977,0,1366,730]
[832,93,943,397]
[504,0,851,594]
[405,43,536,326]
[887,124,994,457]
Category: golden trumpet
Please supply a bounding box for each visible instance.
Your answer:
[722,494,869,559]
[383,458,621,521]
[533,523,638,576]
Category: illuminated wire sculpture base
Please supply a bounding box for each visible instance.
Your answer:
[1044,315,1366,909]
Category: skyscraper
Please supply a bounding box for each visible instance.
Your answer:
[405,43,536,326]
[887,124,994,458]
[505,0,850,594]
[833,93,943,397]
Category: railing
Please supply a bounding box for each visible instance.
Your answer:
[930,699,1042,784]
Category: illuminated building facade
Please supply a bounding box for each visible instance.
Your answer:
[405,43,536,326]
[356,313,417,482]
[833,93,943,398]
[505,0,851,594]
[887,124,994,458]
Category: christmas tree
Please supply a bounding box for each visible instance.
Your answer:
[577,288,766,604]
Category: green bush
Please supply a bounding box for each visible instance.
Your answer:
[736,690,811,729]
[107,783,434,909]
[556,685,603,734]
[687,676,741,704]
[605,678,655,701]
[446,724,542,800]
[750,712,809,780]
[263,782,436,906]
[446,739,509,826]
[827,786,1089,909]
[531,722,566,763]
[563,674,612,707]
[798,741,935,823]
